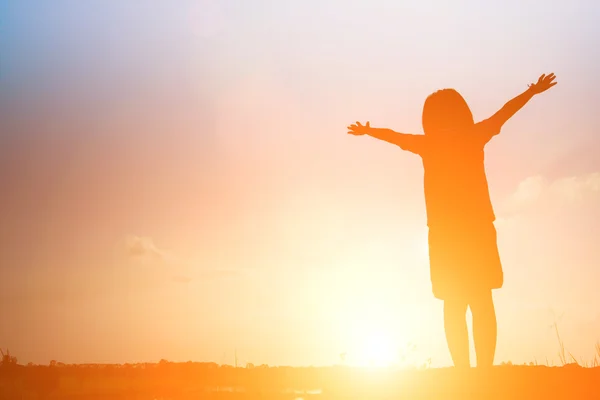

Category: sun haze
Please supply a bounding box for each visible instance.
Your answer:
[0,0,599,369]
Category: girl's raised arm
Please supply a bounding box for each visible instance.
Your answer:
[476,73,557,141]
[347,121,426,155]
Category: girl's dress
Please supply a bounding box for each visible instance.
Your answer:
[418,131,504,300]
[428,219,503,300]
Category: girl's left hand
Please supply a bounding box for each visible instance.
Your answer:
[528,73,557,94]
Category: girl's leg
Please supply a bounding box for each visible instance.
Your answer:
[443,298,470,368]
[469,290,497,368]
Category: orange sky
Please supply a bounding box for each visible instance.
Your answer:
[0,0,599,367]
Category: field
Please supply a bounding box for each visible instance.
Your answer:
[1,362,599,399]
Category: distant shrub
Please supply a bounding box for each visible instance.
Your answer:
[0,349,17,367]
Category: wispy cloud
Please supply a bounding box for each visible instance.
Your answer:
[123,235,170,262]
[118,235,244,284]
[502,172,600,216]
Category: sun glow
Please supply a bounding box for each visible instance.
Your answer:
[355,330,399,367]
[342,304,403,368]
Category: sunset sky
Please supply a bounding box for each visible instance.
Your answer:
[1,0,599,368]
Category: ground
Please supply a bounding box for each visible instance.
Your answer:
[0,363,598,399]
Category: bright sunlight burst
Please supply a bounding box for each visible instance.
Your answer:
[345,326,400,368]
[358,330,398,367]
[340,299,408,368]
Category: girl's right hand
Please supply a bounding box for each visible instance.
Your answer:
[528,73,557,94]
[347,121,371,135]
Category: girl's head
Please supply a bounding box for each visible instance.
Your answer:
[422,89,474,136]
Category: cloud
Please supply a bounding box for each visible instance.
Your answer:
[492,172,600,338]
[501,172,600,216]
[495,171,600,267]
[549,173,600,200]
[117,235,244,284]
[123,235,170,262]
[117,235,189,283]
[495,171,600,289]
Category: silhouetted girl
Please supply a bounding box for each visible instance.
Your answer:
[347,73,557,368]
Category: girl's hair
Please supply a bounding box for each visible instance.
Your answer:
[422,89,474,136]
